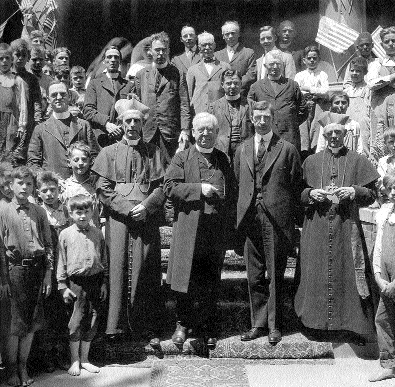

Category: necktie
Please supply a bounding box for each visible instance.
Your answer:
[154,69,162,92]
[257,139,266,162]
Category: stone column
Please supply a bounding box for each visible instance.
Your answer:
[318,0,366,83]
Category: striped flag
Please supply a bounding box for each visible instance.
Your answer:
[371,26,386,61]
[316,16,359,54]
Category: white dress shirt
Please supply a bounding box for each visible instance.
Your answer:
[227,43,239,61]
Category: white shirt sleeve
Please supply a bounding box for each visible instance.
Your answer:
[366,60,393,91]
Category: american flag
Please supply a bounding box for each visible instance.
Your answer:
[0,9,20,39]
[316,16,359,54]
[18,0,58,49]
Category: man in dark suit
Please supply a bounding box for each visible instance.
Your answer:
[83,45,133,148]
[277,20,304,73]
[171,25,201,77]
[214,21,256,95]
[134,32,191,165]
[234,101,302,344]
[164,112,235,348]
[209,69,253,164]
[28,81,99,180]
[248,49,307,151]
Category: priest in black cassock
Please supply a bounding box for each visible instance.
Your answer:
[92,98,166,347]
[295,121,380,342]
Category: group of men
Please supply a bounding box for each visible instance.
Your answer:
[23,19,380,351]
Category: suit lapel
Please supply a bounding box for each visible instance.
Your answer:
[239,97,248,123]
[114,77,127,96]
[185,145,202,183]
[260,135,284,178]
[262,78,276,98]
[221,98,231,124]
[208,60,223,80]
[157,69,170,93]
[198,61,210,78]
[179,53,190,71]
[44,117,66,147]
[230,44,243,63]
[191,52,201,66]
[243,136,254,175]
[273,77,288,98]
[101,76,114,95]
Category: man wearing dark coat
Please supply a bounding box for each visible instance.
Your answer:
[164,112,235,348]
[295,122,379,342]
[27,81,99,180]
[171,26,201,77]
[209,69,253,164]
[134,31,191,165]
[234,101,302,344]
[248,50,307,152]
[214,21,256,95]
[92,98,166,347]
[83,45,133,148]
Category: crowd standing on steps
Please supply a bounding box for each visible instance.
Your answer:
[3,17,395,385]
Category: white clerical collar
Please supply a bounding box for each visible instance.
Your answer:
[268,75,281,81]
[103,69,119,79]
[328,146,343,154]
[53,111,71,119]
[226,94,241,101]
[227,43,239,53]
[255,131,273,144]
[196,144,214,153]
[154,62,168,69]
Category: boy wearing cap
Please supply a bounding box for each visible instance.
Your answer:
[92,98,166,346]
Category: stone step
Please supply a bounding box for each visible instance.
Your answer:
[160,249,297,272]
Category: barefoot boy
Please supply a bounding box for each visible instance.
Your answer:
[0,166,53,386]
[57,194,107,376]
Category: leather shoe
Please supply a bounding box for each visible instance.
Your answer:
[240,327,265,341]
[268,329,282,345]
[172,322,187,346]
[206,337,217,349]
[149,337,161,348]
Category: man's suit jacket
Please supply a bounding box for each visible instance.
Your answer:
[27,116,100,180]
[248,76,307,150]
[214,44,257,93]
[171,51,201,77]
[83,73,133,145]
[234,134,302,243]
[186,59,231,114]
[134,63,191,143]
[256,50,296,80]
[208,96,253,157]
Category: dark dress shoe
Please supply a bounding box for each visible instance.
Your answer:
[206,337,217,349]
[149,337,161,348]
[172,322,187,346]
[240,327,265,341]
[268,329,282,345]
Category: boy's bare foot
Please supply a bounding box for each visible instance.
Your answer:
[19,363,34,386]
[369,368,395,382]
[81,362,100,373]
[68,361,81,376]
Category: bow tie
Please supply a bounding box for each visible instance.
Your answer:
[204,58,215,63]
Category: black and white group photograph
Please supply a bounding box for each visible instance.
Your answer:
[1,0,395,386]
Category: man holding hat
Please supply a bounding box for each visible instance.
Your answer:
[343,32,377,89]
[295,118,379,343]
[84,45,133,148]
[92,98,166,346]
[234,101,302,344]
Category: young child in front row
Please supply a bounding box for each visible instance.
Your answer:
[57,194,107,376]
[0,166,53,387]
[61,141,100,228]
[370,173,395,382]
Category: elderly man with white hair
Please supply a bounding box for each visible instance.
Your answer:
[295,118,379,345]
[248,49,307,151]
[164,112,236,348]
[186,32,231,114]
[214,20,256,94]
